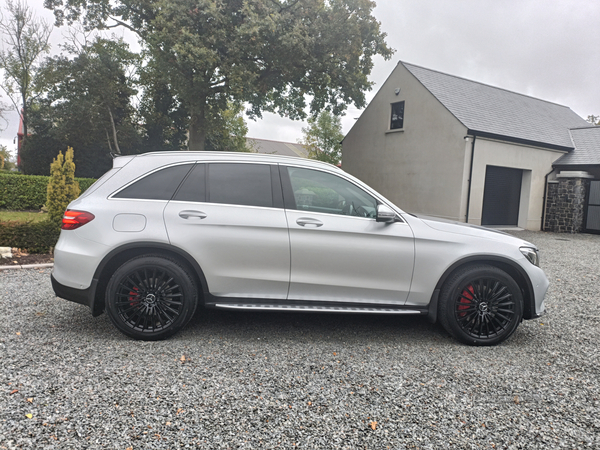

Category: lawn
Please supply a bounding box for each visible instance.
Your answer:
[0,210,48,223]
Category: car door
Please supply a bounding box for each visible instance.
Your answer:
[282,165,415,304]
[164,162,290,299]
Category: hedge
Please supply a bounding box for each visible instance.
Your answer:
[0,172,96,210]
[0,220,60,254]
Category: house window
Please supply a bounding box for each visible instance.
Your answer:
[390,101,405,130]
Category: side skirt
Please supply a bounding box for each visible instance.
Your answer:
[205,298,428,315]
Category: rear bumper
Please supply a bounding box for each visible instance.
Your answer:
[51,274,101,316]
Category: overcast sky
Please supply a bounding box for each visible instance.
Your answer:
[1,0,599,157]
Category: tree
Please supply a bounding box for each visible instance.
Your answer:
[44,0,393,151]
[46,147,80,224]
[0,145,16,170]
[20,37,141,177]
[300,110,344,165]
[0,1,52,148]
[205,102,250,152]
[587,115,599,125]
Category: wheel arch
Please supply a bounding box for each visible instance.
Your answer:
[431,256,535,321]
[89,242,209,316]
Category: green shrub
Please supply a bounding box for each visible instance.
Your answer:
[0,172,95,210]
[0,219,60,254]
[47,147,81,224]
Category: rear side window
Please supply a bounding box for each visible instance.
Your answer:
[113,164,194,200]
[209,163,273,207]
[173,164,206,202]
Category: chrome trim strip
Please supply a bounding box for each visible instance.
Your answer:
[214,304,422,314]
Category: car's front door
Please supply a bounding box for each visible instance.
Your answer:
[282,165,415,304]
[164,162,290,299]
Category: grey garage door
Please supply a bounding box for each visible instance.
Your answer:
[481,166,523,226]
[585,180,600,233]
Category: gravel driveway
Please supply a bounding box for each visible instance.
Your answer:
[1,231,599,449]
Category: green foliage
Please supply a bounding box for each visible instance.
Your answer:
[0,145,16,170]
[0,219,60,253]
[0,172,94,210]
[587,115,600,125]
[205,103,250,152]
[20,37,141,177]
[301,111,344,166]
[47,147,81,224]
[45,0,393,151]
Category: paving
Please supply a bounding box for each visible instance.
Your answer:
[0,231,599,449]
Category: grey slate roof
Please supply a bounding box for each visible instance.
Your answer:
[402,62,588,150]
[247,138,308,158]
[553,126,600,166]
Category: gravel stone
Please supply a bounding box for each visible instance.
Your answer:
[1,230,599,449]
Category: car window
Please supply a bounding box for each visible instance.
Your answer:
[173,164,206,202]
[113,164,194,200]
[208,163,273,208]
[286,167,378,218]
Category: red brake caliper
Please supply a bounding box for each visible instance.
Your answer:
[129,287,139,306]
[458,285,474,317]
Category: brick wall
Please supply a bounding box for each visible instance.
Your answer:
[544,177,590,233]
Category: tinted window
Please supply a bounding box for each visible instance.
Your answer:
[173,164,206,202]
[286,167,377,217]
[113,164,193,200]
[208,163,273,207]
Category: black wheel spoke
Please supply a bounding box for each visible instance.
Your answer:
[452,275,519,339]
[113,264,188,334]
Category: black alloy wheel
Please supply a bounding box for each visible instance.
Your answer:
[105,255,198,340]
[438,265,523,346]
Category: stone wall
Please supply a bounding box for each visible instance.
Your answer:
[544,177,590,233]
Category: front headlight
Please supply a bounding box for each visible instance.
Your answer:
[520,247,539,266]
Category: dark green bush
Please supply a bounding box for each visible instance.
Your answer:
[0,172,96,210]
[0,220,60,254]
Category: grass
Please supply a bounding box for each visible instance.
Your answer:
[0,210,48,223]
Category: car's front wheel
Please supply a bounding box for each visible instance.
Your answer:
[438,265,523,346]
[105,255,198,340]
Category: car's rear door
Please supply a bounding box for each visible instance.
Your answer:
[164,162,290,299]
[281,165,415,304]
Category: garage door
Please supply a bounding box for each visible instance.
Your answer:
[585,180,600,233]
[481,166,522,226]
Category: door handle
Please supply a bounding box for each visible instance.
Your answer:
[296,217,323,227]
[179,210,207,220]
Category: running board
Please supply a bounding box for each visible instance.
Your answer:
[214,303,425,314]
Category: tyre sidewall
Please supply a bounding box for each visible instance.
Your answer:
[105,256,198,341]
[439,265,523,346]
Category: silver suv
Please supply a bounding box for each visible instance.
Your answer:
[52,152,548,345]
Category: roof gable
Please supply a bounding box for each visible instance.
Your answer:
[246,138,308,158]
[402,62,588,150]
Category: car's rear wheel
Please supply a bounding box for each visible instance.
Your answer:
[105,255,198,340]
[438,265,523,346]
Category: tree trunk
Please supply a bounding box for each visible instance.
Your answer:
[187,106,206,151]
[107,106,121,155]
[21,93,27,147]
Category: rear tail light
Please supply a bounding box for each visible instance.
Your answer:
[62,210,95,230]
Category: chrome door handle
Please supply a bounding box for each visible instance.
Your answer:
[296,217,323,227]
[179,210,207,220]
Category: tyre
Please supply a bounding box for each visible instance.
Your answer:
[438,264,523,346]
[105,255,198,340]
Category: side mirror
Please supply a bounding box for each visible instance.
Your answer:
[376,204,397,223]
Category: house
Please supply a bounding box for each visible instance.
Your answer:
[342,61,599,232]
[247,137,308,158]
